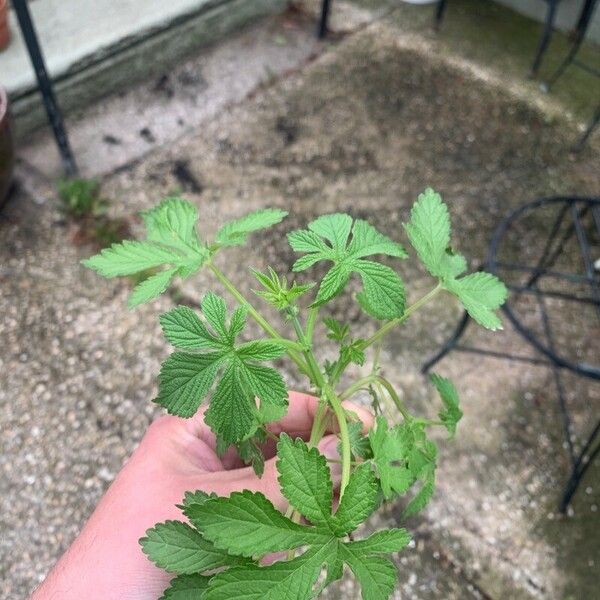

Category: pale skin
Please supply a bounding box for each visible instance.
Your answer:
[31,392,373,600]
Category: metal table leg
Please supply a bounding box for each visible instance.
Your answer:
[318,0,332,39]
[12,0,77,176]
[434,0,447,31]
[530,0,560,77]
[572,105,600,152]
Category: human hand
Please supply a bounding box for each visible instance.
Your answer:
[32,392,373,600]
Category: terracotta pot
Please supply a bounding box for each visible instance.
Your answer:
[0,85,15,208]
[0,0,10,51]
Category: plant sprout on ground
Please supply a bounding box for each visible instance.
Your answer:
[84,189,507,600]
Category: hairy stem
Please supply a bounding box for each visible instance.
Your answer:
[208,263,309,373]
[360,284,442,350]
[340,374,411,421]
[289,313,324,391]
[324,383,352,497]
[376,376,411,420]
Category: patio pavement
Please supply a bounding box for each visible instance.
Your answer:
[1,1,599,598]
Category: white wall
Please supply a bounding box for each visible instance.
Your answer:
[497,0,600,43]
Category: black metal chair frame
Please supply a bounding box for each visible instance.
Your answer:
[423,197,600,512]
[12,0,78,176]
[540,0,599,151]
[436,0,599,77]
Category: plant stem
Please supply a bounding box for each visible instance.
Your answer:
[339,375,377,401]
[324,383,352,497]
[288,313,324,391]
[340,374,411,421]
[305,306,318,345]
[208,263,309,373]
[376,376,411,420]
[360,284,442,350]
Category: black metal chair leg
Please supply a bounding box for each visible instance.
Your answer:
[318,0,331,39]
[559,421,600,512]
[434,0,447,31]
[542,30,588,92]
[572,106,600,153]
[530,0,559,78]
[12,0,78,176]
[421,311,470,374]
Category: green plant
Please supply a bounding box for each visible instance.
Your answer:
[58,177,107,217]
[83,189,507,599]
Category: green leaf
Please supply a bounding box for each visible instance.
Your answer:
[179,490,217,516]
[308,213,353,252]
[236,436,266,477]
[128,267,179,308]
[201,292,230,339]
[216,209,288,247]
[345,421,373,460]
[339,545,398,600]
[276,434,334,529]
[159,574,211,600]
[355,260,405,320]
[204,362,258,444]
[83,198,209,306]
[404,188,452,279]
[155,352,223,417]
[333,463,378,535]
[369,417,415,499]
[140,521,245,575]
[347,219,407,259]
[156,293,288,442]
[430,373,462,438]
[203,542,336,600]
[187,491,330,557]
[288,214,407,319]
[314,262,352,305]
[160,305,223,350]
[346,529,411,554]
[143,198,202,253]
[444,272,507,330]
[240,362,287,408]
[403,470,435,518]
[323,317,349,343]
[83,240,183,277]
[236,340,286,361]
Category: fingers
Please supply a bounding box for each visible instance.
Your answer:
[176,391,374,470]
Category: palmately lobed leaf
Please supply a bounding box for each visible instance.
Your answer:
[83,197,209,306]
[288,213,407,319]
[155,293,288,442]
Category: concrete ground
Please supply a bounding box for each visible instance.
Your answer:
[1,1,599,598]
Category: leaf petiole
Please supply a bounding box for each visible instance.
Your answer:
[360,283,442,351]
